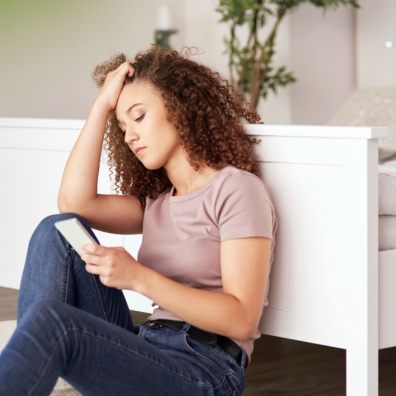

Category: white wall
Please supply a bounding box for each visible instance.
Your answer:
[357,0,396,87]
[0,0,185,119]
[289,3,356,124]
[0,0,358,125]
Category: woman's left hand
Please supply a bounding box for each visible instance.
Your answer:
[81,243,141,290]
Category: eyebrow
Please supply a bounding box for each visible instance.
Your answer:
[116,103,144,126]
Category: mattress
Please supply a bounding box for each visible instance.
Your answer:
[379,159,396,250]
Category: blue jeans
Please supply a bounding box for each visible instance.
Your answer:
[0,213,246,395]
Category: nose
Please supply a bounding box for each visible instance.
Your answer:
[124,128,139,145]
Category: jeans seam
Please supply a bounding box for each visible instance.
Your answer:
[144,326,242,391]
[227,370,245,395]
[182,333,224,376]
[91,275,108,321]
[56,213,108,321]
[72,223,109,322]
[94,329,220,387]
[55,228,70,304]
[29,326,227,390]
[25,329,70,396]
[66,235,109,322]
[63,252,71,305]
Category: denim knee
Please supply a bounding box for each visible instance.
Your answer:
[23,299,69,328]
[28,213,78,246]
[33,212,95,241]
[26,298,62,315]
[20,299,80,356]
[37,212,84,231]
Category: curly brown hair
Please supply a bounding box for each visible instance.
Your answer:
[92,45,263,210]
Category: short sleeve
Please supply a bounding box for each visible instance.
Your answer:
[216,173,274,241]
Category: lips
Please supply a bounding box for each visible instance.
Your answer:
[134,147,146,155]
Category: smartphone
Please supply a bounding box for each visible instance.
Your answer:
[54,217,99,257]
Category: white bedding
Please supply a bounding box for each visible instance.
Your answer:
[379,159,396,250]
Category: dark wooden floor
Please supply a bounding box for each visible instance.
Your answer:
[1,287,396,395]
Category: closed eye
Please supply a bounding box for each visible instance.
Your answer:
[119,114,145,134]
[135,114,144,122]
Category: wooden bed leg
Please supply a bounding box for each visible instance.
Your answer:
[346,345,378,396]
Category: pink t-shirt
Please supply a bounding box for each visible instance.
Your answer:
[137,164,278,360]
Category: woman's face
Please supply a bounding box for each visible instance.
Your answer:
[115,80,182,170]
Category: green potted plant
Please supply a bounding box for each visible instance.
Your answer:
[216,0,360,110]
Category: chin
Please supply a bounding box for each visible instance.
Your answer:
[140,161,164,171]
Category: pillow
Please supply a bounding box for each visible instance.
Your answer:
[379,215,396,251]
[329,86,396,163]
[379,160,396,215]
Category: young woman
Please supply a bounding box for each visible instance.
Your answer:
[0,45,278,395]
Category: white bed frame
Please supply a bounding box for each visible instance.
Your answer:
[248,124,392,396]
[0,119,392,395]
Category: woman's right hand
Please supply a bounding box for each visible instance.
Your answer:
[97,61,135,112]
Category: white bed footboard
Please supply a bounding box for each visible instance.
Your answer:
[245,124,389,396]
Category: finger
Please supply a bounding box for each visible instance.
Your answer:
[81,253,102,265]
[82,243,105,256]
[85,263,102,275]
[128,65,134,76]
[118,61,131,73]
[122,61,134,76]
[82,242,96,252]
